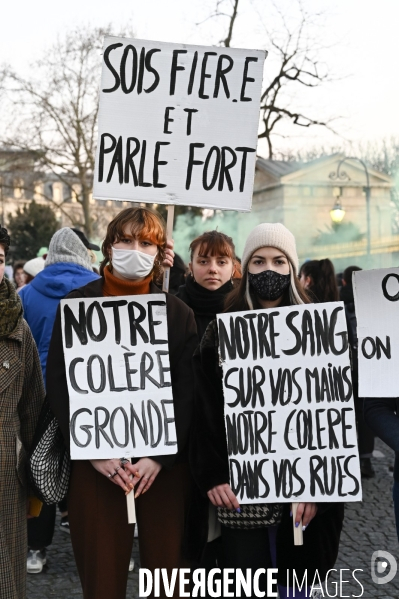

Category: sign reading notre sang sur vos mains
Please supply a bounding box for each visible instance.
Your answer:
[94,37,266,211]
[60,295,176,460]
[218,303,362,503]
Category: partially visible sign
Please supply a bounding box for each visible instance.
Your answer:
[217,302,362,503]
[354,267,399,397]
[60,295,176,459]
[94,37,266,211]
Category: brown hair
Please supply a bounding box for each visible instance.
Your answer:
[224,264,310,312]
[299,259,339,302]
[189,230,236,261]
[342,265,361,286]
[100,207,166,277]
[0,227,10,256]
[13,260,25,278]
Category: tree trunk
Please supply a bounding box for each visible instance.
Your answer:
[81,188,92,238]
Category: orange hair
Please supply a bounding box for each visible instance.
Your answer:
[100,207,166,276]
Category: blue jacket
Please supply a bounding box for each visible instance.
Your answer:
[19,262,99,384]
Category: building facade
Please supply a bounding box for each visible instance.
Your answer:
[252,154,395,269]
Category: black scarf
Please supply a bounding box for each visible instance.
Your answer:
[0,278,23,340]
[183,275,233,316]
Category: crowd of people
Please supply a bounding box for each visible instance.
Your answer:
[0,207,395,599]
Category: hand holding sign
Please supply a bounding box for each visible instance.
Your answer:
[163,238,175,269]
[207,483,241,511]
[89,458,136,493]
[131,458,162,498]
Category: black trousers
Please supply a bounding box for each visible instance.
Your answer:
[28,497,68,549]
[28,503,56,550]
[221,526,275,599]
[355,396,375,456]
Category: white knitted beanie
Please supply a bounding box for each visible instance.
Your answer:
[24,257,45,277]
[45,227,93,271]
[241,223,299,275]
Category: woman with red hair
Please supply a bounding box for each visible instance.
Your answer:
[46,207,198,599]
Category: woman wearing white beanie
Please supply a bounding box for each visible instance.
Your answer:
[190,222,344,599]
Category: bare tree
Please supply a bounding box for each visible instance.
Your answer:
[201,0,337,158]
[0,25,130,237]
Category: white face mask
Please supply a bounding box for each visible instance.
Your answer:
[111,247,156,280]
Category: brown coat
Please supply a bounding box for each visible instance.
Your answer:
[0,319,45,599]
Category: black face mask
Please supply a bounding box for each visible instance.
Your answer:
[248,270,290,301]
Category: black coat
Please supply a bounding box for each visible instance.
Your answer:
[176,279,233,341]
[176,285,214,341]
[46,278,198,468]
[188,320,344,584]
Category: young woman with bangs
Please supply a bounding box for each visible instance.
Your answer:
[191,223,344,599]
[177,231,238,577]
[176,230,239,341]
[46,207,198,599]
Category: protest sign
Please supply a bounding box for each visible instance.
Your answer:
[60,294,176,460]
[94,37,266,211]
[217,302,362,503]
[353,267,398,397]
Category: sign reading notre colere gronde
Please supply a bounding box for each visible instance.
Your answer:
[61,295,176,460]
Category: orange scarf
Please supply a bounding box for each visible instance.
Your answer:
[102,265,152,297]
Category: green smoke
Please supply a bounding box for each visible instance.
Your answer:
[173,210,263,263]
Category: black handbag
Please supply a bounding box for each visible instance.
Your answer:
[27,398,70,504]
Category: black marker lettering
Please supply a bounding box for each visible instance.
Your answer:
[120,45,138,93]
[102,300,127,344]
[102,42,123,93]
[69,358,88,394]
[213,54,234,98]
[240,57,258,101]
[183,108,198,136]
[163,107,175,134]
[70,408,93,448]
[99,134,116,183]
[110,407,129,448]
[170,50,187,95]
[199,52,217,99]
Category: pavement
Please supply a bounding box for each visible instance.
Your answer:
[27,437,399,599]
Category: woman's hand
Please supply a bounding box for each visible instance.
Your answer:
[130,458,162,498]
[207,484,240,511]
[293,502,318,530]
[163,239,175,268]
[90,458,137,494]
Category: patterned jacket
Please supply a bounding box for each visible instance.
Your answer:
[0,318,45,599]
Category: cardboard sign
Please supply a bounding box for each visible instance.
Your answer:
[93,37,266,211]
[217,302,362,503]
[60,295,176,459]
[353,267,399,397]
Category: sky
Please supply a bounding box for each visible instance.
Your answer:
[1,0,399,157]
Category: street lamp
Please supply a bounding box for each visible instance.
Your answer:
[330,187,345,223]
[329,157,371,263]
[330,200,346,223]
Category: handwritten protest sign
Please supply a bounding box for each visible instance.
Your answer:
[353,267,398,397]
[217,302,362,503]
[60,294,176,460]
[93,37,266,211]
